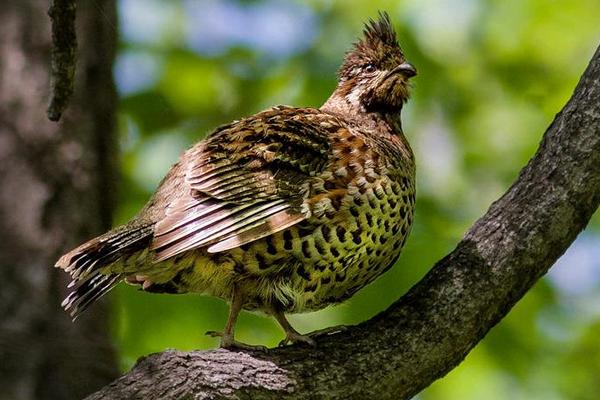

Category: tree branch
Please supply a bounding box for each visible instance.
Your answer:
[47,0,76,122]
[87,44,600,400]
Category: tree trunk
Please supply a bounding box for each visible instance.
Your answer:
[87,44,600,400]
[0,1,119,399]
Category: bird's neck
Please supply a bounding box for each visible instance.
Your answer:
[321,89,413,162]
[320,89,403,135]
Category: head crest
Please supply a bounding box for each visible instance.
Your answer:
[360,11,398,49]
[339,12,404,80]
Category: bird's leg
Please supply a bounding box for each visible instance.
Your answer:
[206,286,267,352]
[272,310,316,347]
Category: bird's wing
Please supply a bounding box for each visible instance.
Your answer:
[151,107,339,261]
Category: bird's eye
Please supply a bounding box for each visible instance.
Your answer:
[364,64,376,73]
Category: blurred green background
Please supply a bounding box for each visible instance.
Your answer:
[110,0,600,398]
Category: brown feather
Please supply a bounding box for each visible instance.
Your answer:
[150,107,336,261]
[207,210,304,253]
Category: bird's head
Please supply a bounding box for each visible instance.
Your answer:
[335,12,416,114]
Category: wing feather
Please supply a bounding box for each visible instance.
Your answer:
[157,200,232,237]
[151,107,339,260]
[153,200,289,261]
[208,210,304,253]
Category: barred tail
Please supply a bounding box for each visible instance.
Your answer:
[56,223,154,319]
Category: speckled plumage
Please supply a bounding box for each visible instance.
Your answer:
[57,12,417,348]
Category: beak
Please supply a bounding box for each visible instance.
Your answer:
[392,62,417,78]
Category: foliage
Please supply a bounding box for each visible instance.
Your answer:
[111,0,600,398]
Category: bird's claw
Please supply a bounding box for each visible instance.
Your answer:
[277,325,348,347]
[279,332,317,347]
[205,331,267,352]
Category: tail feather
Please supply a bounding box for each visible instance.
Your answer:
[61,274,122,320]
[56,223,154,319]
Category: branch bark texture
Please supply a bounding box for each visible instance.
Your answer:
[88,45,600,400]
[47,0,76,121]
[0,1,119,399]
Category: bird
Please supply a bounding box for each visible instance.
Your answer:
[56,11,417,350]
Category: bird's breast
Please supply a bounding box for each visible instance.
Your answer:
[226,128,417,313]
[281,165,415,312]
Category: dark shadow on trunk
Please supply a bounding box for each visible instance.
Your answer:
[0,1,119,399]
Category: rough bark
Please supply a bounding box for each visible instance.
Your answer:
[0,1,119,399]
[86,43,600,400]
[47,0,77,121]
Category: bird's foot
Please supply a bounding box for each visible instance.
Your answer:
[278,325,347,347]
[278,331,316,347]
[205,331,268,352]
